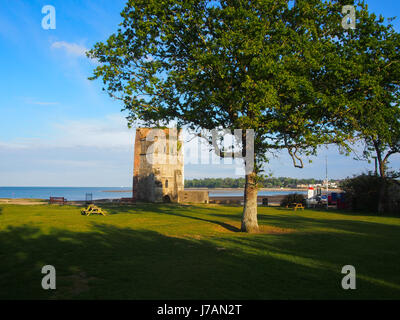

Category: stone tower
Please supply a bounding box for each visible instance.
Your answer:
[133,128,184,202]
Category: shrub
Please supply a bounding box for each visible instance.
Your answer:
[340,173,400,214]
[280,193,305,207]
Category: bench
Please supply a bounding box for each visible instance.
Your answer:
[49,197,66,205]
[120,197,136,204]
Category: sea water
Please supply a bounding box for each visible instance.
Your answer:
[0,187,131,201]
[0,187,306,201]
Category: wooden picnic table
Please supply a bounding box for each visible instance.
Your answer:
[81,204,107,216]
[286,202,305,211]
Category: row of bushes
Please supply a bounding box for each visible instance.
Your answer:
[280,193,306,207]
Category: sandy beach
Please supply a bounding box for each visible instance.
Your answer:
[0,199,47,205]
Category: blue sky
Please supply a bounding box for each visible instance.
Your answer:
[0,0,399,187]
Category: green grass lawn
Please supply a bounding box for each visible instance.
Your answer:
[0,203,399,299]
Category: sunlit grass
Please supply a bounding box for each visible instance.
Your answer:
[0,203,399,299]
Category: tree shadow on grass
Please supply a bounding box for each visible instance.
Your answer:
[104,203,241,232]
[0,222,399,300]
[266,205,400,218]
[257,213,400,236]
[158,210,241,232]
[101,203,400,234]
[208,209,400,234]
[0,223,279,300]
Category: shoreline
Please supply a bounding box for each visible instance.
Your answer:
[1,187,342,204]
[1,189,341,206]
[102,187,342,192]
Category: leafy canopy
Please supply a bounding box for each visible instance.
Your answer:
[336,2,400,176]
[88,0,358,170]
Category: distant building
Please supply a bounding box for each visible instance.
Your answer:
[133,128,183,202]
[133,128,208,203]
[330,182,338,189]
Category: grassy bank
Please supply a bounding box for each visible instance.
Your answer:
[0,203,399,299]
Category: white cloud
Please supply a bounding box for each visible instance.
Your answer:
[0,114,133,150]
[21,97,59,106]
[31,101,59,106]
[51,41,88,57]
[0,141,31,150]
[39,159,103,168]
[53,114,133,148]
[0,114,135,186]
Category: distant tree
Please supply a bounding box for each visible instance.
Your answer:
[340,172,400,214]
[89,0,361,232]
[336,2,400,213]
[185,177,323,188]
[280,193,306,207]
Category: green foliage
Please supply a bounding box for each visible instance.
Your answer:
[87,0,357,172]
[335,2,400,176]
[340,173,381,212]
[280,193,306,207]
[185,177,245,188]
[185,177,323,188]
[340,173,400,214]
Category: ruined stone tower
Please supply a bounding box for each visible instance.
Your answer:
[132,128,184,202]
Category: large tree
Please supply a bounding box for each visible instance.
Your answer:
[88,0,357,232]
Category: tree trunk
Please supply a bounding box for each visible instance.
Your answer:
[377,156,386,215]
[377,184,385,214]
[373,140,386,214]
[377,176,386,215]
[241,171,259,233]
[378,159,386,179]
